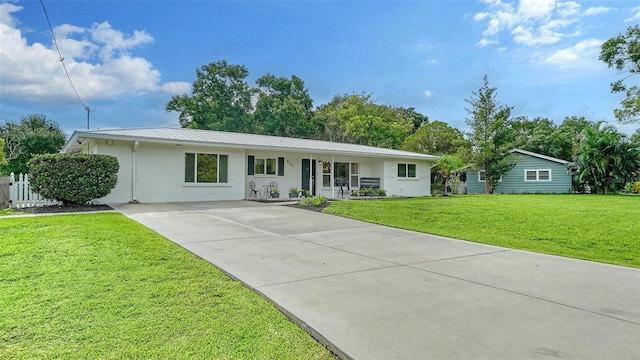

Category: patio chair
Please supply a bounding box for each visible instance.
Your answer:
[249,181,260,198]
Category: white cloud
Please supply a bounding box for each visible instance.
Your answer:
[625,6,640,22]
[517,0,555,20]
[424,90,433,98]
[474,12,490,21]
[162,82,191,95]
[0,3,188,104]
[425,59,439,65]
[473,0,588,47]
[478,38,499,47]
[544,38,602,68]
[583,6,612,16]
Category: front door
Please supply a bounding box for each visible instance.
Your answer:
[301,159,316,196]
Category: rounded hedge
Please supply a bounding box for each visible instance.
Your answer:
[28,154,119,206]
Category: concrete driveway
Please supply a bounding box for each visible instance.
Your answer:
[113,201,640,360]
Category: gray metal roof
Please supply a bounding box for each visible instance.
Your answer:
[510,148,569,165]
[64,127,437,160]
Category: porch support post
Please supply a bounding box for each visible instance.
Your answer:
[331,155,335,198]
[309,154,313,195]
[131,141,139,204]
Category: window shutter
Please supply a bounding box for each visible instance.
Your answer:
[278,157,284,176]
[248,156,254,175]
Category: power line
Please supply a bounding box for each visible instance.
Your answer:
[40,0,95,129]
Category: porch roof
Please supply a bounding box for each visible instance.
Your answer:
[63,127,437,160]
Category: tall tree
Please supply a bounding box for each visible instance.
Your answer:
[403,107,429,133]
[402,120,470,159]
[312,94,417,149]
[552,116,595,161]
[0,114,66,175]
[599,25,640,123]
[510,116,559,156]
[0,139,7,166]
[254,74,318,138]
[166,60,255,132]
[575,122,640,194]
[465,75,516,194]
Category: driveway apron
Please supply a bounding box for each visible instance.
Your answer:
[113,201,640,360]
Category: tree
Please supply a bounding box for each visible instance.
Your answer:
[0,139,6,166]
[166,60,256,132]
[599,25,640,123]
[403,107,429,133]
[510,116,558,155]
[631,128,640,147]
[402,120,471,159]
[575,122,640,194]
[465,75,516,194]
[312,94,417,149]
[254,74,319,138]
[434,154,464,196]
[0,114,67,175]
[552,116,595,161]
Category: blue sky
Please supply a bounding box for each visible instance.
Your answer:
[0,0,638,136]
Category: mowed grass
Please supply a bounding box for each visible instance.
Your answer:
[0,213,334,359]
[324,195,640,268]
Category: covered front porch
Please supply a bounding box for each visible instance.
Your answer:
[244,151,389,200]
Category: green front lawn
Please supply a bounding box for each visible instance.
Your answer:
[324,194,639,268]
[0,213,334,359]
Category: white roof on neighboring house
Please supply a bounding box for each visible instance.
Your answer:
[64,127,437,160]
[510,148,570,165]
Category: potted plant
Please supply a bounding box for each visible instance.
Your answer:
[303,190,311,198]
[270,188,280,199]
[376,188,387,196]
[351,190,359,197]
[364,187,374,196]
[288,187,299,198]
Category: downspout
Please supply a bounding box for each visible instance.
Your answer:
[130,141,139,204]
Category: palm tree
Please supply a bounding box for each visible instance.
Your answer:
[434,155,464,196]
[575,122,640,193]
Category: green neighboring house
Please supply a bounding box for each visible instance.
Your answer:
[465,149,572,194]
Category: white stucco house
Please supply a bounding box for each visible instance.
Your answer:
[62,127,437,204]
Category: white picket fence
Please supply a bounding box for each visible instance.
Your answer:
[8,173,58,208]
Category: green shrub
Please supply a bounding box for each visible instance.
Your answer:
[298,195,327,207]
[28,154,119,206]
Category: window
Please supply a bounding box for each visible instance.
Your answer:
[350,163,359,188]
[247,156,284,176]
[254,158,277,175]
[398,163,416,178]
[185,153,228,183]
[322,161,331,187]
[322,161,360,188]
[524,169,551,182]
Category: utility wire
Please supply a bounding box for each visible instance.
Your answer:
[39,0,87,109]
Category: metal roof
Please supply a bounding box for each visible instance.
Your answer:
[510,148,570,165]
[64,127,437,160]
